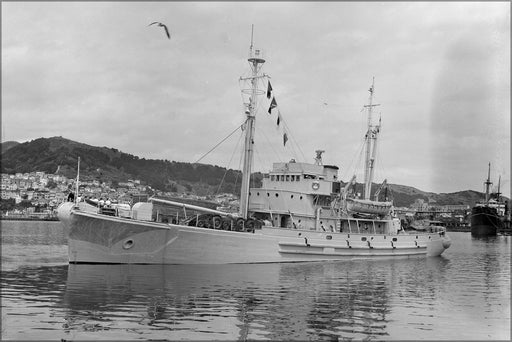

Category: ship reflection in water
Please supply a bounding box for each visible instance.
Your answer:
[63,262,401,341]
[4,257,471,341]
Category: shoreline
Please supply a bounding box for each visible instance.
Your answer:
[0,217,59,222]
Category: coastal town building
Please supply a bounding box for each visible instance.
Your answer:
[0,171,239,218]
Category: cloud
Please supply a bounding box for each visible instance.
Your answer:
[2,2,510,197]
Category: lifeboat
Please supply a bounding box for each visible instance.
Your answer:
[346,198,392,215]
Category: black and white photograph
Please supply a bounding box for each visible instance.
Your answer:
[1,2,510,341]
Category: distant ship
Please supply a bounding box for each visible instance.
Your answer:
[470,163,507,236]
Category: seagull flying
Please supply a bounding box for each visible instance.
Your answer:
[149,22,170,39]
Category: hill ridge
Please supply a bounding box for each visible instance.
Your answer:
[0,137,497,207]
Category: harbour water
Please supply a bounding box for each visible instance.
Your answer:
[1,220,510,341]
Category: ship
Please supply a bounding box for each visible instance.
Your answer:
[470,163,508,236]
[57,28,451,264]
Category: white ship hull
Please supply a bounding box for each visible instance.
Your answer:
[58,202,451,264]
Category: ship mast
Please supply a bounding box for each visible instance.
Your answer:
[239,25,266,219]
[496,175,501,201]
[484,162,493,203]
[363,78,380,200]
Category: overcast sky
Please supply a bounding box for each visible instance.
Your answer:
[2,2,510,197]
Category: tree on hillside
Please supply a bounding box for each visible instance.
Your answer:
[0,198,16,212]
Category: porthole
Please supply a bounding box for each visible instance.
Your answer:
[291,195,294,199]
[361,237,367,241]
[275,193,279,197]
[392,237,397,242]
[123,239,134,249]
[326,235,332,240]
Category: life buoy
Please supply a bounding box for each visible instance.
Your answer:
[235,218,245,231]
[312,181,320,190]
[222,219,231,230]
[212,216,222,229]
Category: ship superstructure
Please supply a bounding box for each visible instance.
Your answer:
[249,150,342,231]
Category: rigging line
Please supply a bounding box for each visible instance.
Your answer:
[252,149,267,190]
[253,148,266,176]
[254,76,270,116]
[373,132,386,184]
[194,120,247,164]
[256,119,284,165]
[233,134,246,190]
[354,138,366,173]
[260,76,305,164]
[279,115,306,163]
[238,77,251,113]
[215,129,245,196]
[341,138,366,181]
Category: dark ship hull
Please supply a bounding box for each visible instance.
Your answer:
[470,206,499,236]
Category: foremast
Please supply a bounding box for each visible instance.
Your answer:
[363,78,381,200]
[239,26,267,219]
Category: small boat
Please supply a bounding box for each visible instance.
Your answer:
[57,28,451,264]
[346,198,393,216]
[470,164,507,236]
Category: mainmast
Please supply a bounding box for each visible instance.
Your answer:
[239,26,266,219]
[363,78,380,200]
[484,162,493,202]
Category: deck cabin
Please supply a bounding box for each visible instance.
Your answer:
[248,158,342,231]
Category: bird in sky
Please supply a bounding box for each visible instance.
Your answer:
[149,22,170,39]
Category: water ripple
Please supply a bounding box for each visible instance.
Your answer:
[1,223,510,340]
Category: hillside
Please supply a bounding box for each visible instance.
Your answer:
[1,137,259,196]
[1,141,20,154]
[0,137,494,206]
